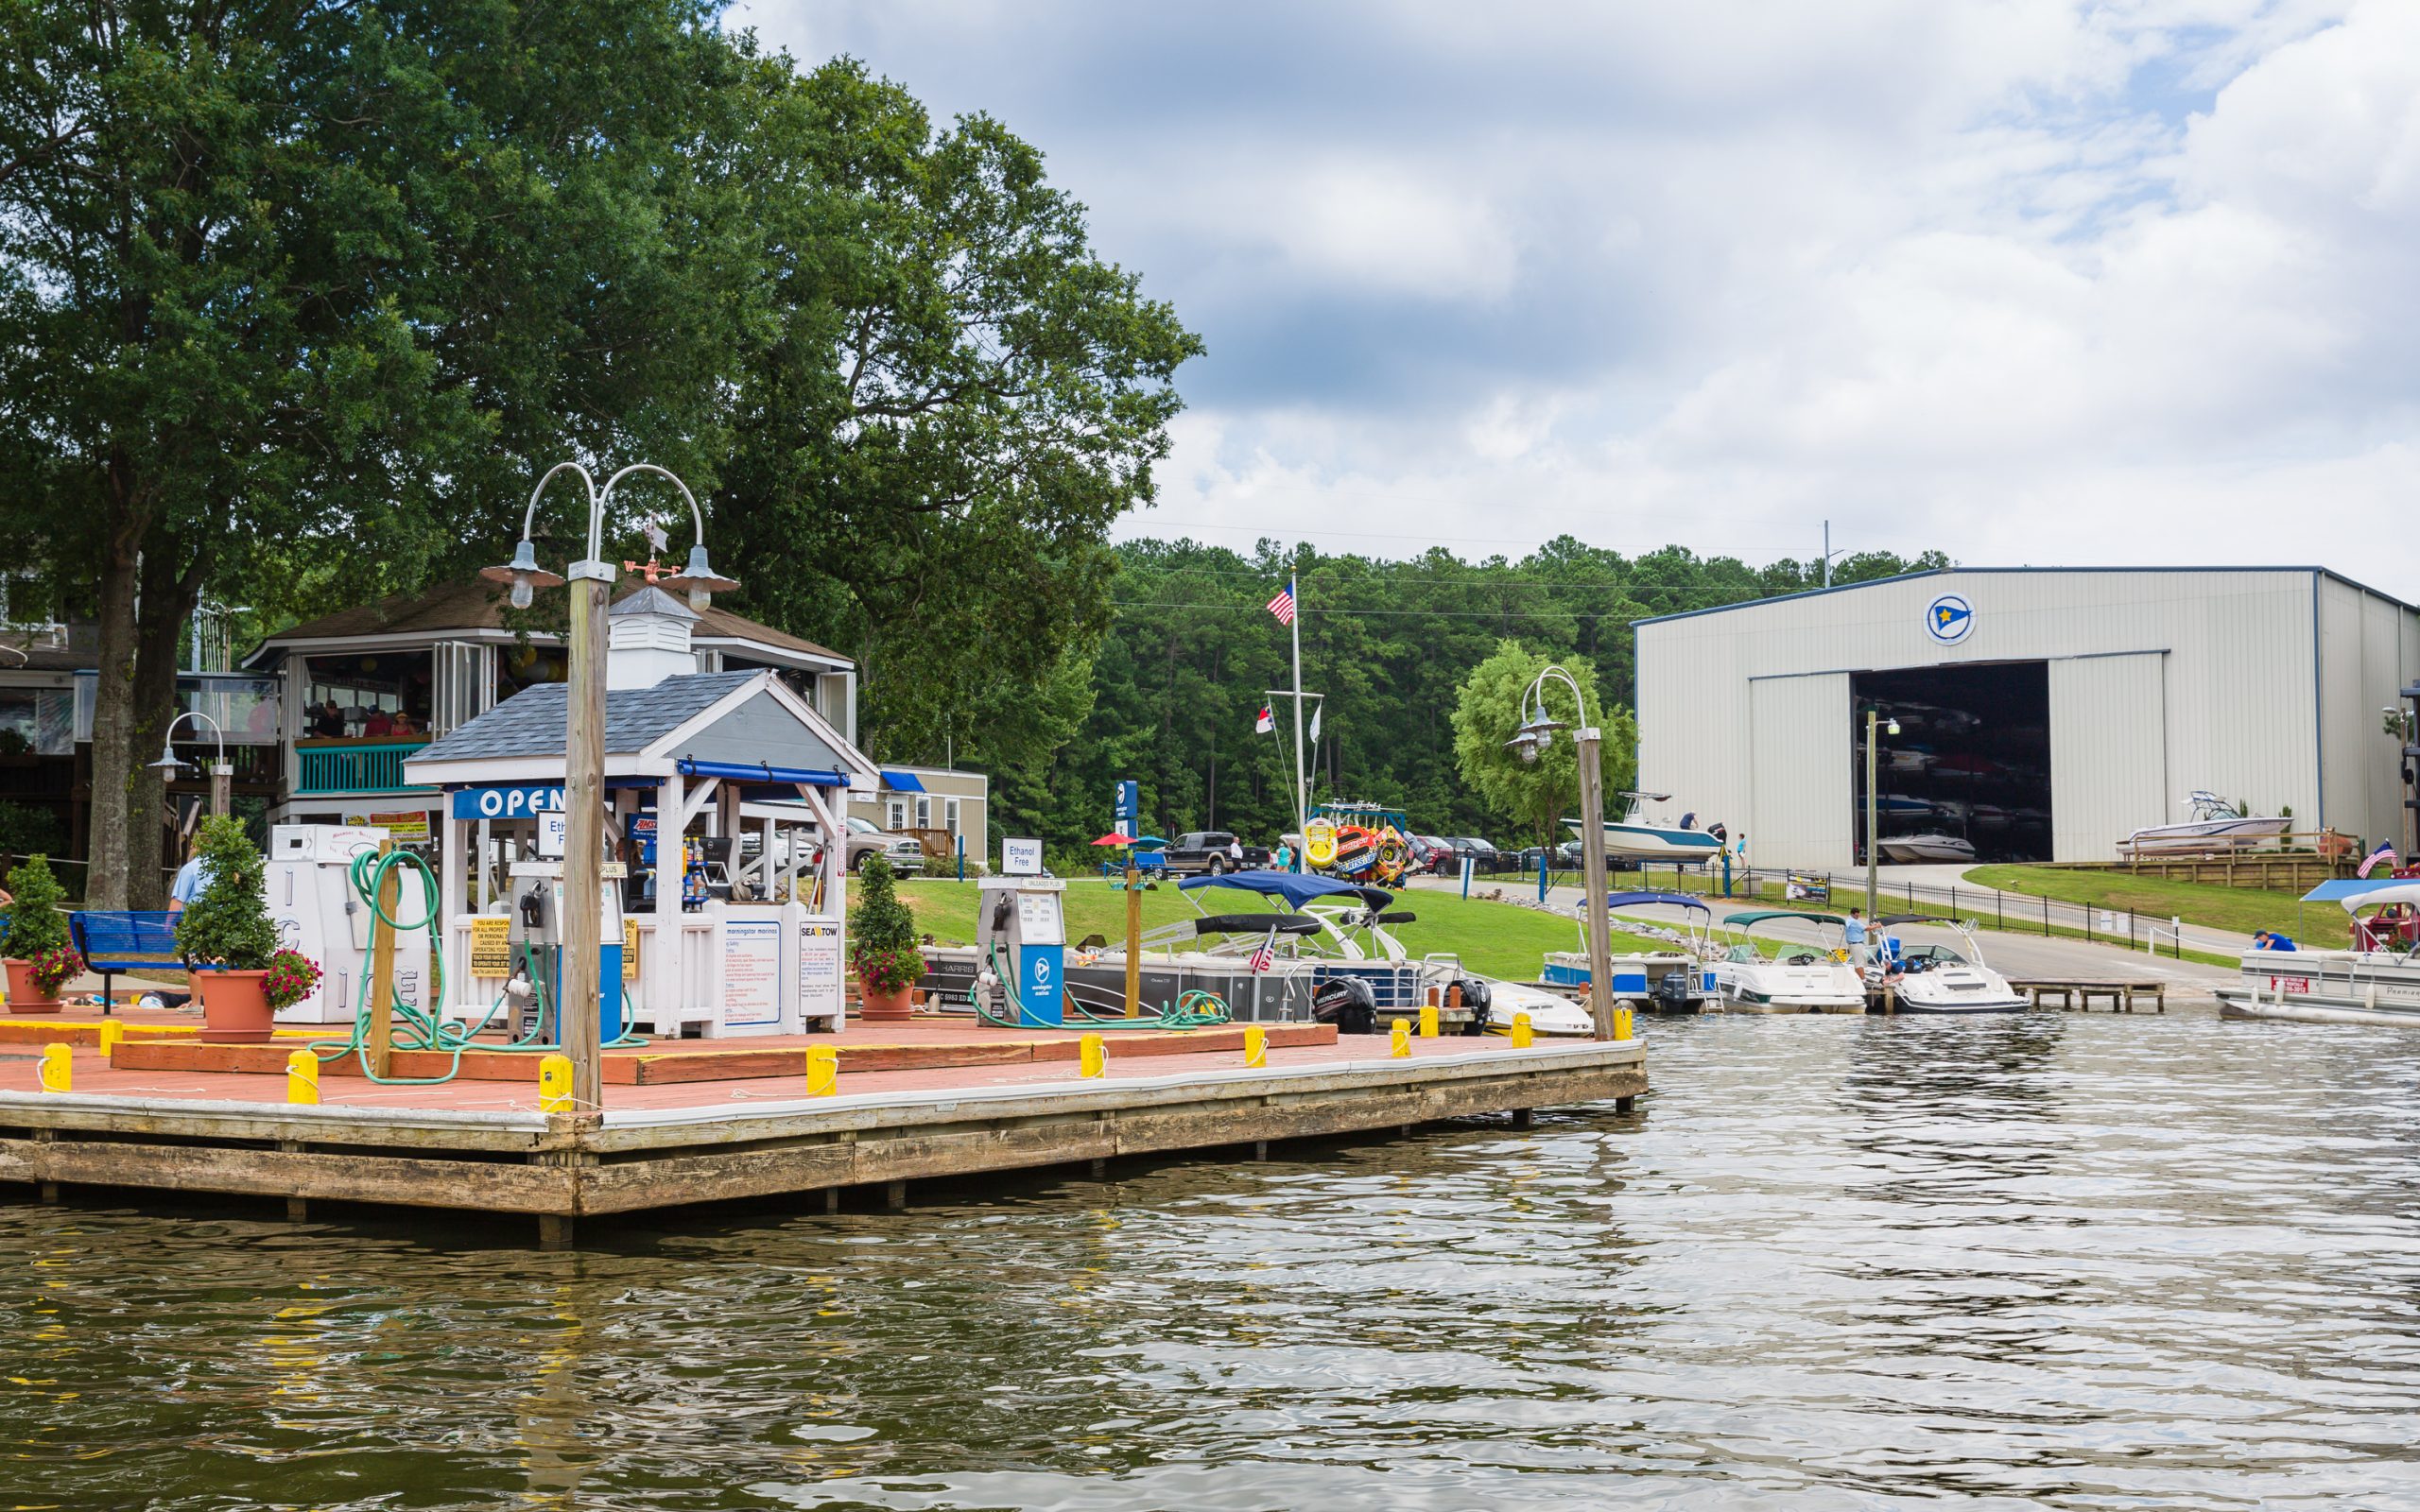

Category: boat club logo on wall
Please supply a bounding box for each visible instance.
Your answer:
[1926,593,1974,645]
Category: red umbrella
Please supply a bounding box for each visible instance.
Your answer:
[1091,833,1132,847]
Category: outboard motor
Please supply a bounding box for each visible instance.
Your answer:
[1454,976,1493,1036]
[1651,971,1693,1012]
[1311,975,1378,1036]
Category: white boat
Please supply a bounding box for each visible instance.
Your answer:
[1708,910,1869,1013]
[1871,918,2026,1012]
[2120,791,2290,857]
[1565,791,1726,861]
[1876,833,1978,864]
[2217,882,2420,1025]
[1540,891,1718,1014]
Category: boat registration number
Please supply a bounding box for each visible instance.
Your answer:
[2266,976,2311,994]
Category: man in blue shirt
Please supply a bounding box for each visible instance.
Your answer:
[167,836,210,915]
[1844,907,1870,964]
[2253,930,2297,952]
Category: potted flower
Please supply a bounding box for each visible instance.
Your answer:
[849,853,925,1022]
[173,816,283,1041]
[2,854,80,1013]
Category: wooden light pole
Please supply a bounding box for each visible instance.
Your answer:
[486,463,735,1113]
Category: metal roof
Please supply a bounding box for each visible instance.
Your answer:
[410,671,755,764]
[1632,566,2417,628]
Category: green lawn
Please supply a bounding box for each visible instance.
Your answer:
[896,878,1662,981]
[1962,865,2343,947]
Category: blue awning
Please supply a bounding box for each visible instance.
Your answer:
[1180,869,1389,910]
[1607,890,1711,913]
[881,768,926,793]
[2303,877,2418,902]
[675,758,849,788]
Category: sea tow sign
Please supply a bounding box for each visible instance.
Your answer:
[450,785,568,820]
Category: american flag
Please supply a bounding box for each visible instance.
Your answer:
[1266,580,1296,625]
[1248,928,1279,973]
[2358,840,2398,878]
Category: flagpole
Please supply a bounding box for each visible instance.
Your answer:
[1289,570,1308,874]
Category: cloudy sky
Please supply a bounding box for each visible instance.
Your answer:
[738,1,2416,580]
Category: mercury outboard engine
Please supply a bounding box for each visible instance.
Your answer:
[1311,976,1378,1035]
[1455,976,1493,1035]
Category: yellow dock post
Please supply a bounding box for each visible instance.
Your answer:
[1389,1020,1410,1057]
[285,1049,320,1105]
[96,1021,123,1057]
[539,1053,575,1113]
[1615,1005,1634,1040]
[805,1044,838,1096]
[1511,1012,1533,1047]
[1242,1023,1267,1068]
[37,1042,70,1093]
[1079,1033,1106,1078]
[1418,1004,1440,1038]
[1124,859,1143,1017]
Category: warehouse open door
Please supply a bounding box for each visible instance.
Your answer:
[2049,652,2168,861]
[1749,672,1852,868]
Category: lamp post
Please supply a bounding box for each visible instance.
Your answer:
[1510,666,1622,1041]
[148,711,232,816]
[1861,707,1901,918]
[483,462,735,1114]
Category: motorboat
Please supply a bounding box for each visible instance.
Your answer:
[2217,880,2420,1025]
[1871,917,2026,1012]
[1876,833,1979,864]
[1540,891,1718,1014]
[1708,910,1869,1013]
[2119,791,2290,857]
[1565,791,1726,861]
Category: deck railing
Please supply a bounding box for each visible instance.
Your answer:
[295,740,430,796]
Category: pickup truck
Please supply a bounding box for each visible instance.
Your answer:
[1159,831,1272,877]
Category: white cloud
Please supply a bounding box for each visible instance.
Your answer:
[741,0,2418,583]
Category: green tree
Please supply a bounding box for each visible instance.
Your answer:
[1450,642,1636,847]
[710,58,1202,766]
[0,0,751,906]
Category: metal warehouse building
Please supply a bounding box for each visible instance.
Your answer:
[1634,567,2419,868]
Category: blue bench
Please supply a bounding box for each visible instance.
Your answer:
[67,911,186,1016]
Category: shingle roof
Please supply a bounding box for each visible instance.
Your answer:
[254,579,851,665]
[411,671,757,765]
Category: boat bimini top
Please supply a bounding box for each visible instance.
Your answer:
[1177,869,1392,911]
[1606,891,1712,913]
[1722,909,1843,929]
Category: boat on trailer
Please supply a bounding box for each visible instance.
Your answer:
[1565,791,1727,862]
[2120,791,2290,858]
[1709,910,1868,1013]
[1876,833,1979,864]
[1871,917,2026,1012]
[1541,891,1718,1015]
[2217,880,2420,1025]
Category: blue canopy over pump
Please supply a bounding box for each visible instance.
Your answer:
[1607,890,1711,913]
[1180,869,1392,910]
[674,757,849,788]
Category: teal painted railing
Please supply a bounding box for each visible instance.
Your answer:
[295,741,430,796]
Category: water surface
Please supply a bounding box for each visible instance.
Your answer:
[5,1010,2416,1510]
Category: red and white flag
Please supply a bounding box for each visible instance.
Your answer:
[1254,705,1274,733]
[1248,928,1278,973]
[1266,579,1296,625]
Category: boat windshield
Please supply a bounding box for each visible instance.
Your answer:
[1900,945,1969,967]
[1777,949,1832,966]
[1725,944,1759,963]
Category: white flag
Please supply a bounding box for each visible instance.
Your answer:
[1308,700,1323,743]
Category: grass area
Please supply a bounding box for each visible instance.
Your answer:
[1964,865,2342,948]
[896,877,1663,981]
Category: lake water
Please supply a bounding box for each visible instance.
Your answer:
[5,1009,2417,1510]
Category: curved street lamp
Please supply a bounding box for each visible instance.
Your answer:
[1508,666,1624,1041]
[148,710,233,816]
[479,461,739,1114]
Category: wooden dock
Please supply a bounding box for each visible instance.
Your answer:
[2012,979,2167,1012]
[0,1017,1645,1246]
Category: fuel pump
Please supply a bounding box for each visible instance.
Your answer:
[504,860,626,1042]
[976,875,1066,1027]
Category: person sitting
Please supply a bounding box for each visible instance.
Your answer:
[389,710,421,737]
[361,708,394,737]
[310,699,346,738]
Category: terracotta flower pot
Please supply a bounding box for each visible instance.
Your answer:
[196,969,276,1042]
[857,977,916,1022]
[3,958,62,1014]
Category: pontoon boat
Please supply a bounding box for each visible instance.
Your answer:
[2217,880,2420,1025]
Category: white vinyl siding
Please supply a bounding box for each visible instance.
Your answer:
[2049,653,2167,861]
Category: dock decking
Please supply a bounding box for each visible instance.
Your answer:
[0,1014,1645,1246]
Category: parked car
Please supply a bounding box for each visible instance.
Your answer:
[840,816,925,875]
[1161,830,1273,877]
[1448,837,1512,874]
[1406,834,1456,874]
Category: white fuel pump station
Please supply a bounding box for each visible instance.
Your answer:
[268,824,428,1025]
[502,859,626,1043]
[976,875,1066,1027]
